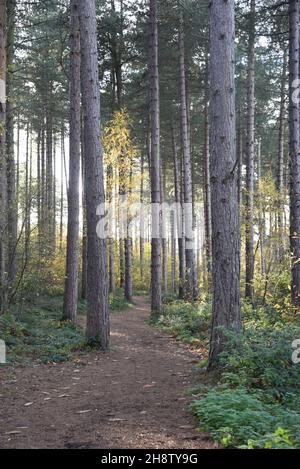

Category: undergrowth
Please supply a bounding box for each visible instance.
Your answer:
[156,296,300,449]
[0,289,132,365]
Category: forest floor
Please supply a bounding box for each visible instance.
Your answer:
[0,297,216,449]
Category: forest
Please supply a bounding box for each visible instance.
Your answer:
[0,0,300,453]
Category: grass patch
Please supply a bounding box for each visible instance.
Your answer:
[0,289,133,365]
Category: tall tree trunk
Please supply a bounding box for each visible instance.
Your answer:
[81,146,87,300]
[6,0,17,299]
[179,11,197,301]
[172,123,185,298]
[24,124,30,263]
[0,0,7,314]
[160,159,168,293]
[107,165,115,294]
[40,122,46,253]
[245,0,256,300]
[78,0,109,348]
[149,0,162,315]
[289,0,300,306]
[46,103,55,253]
[277,49,287,258]
[257,139,266,276]
[140,152,145,283]
[237,113,243,213]
[203,64,212,288]
[124,168,133,303]
[59,126,65,251]
[208,0,241,368]
[63,0,81,323]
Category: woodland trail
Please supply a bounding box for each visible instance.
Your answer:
[0,297,216,449]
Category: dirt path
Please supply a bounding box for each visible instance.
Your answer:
[0,297,215,449]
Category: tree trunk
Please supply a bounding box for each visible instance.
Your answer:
[257,139,266,276]
[63,0,81,323]
[289,0,300,306]
[149,0,162,315]
[107,166,115,294]
[6,0,17,299]
[203,63,212,288]
[179,11,197,301]
[81,147,87,300]
[160,159,168,293]
[78,0,109,348]
[59,126,65,251]
[172,123,185,298]
[208,0,241,368]
[237,114,243,214]
[140,152,145,283]
[245,0,256,300]
[125,166,133,303]
[277,49,287,258]
[0,0,7,314]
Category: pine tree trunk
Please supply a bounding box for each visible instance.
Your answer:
[81,148,87,300]
[107,165,115,294]
[149,0,162,315]
[203,65,212,287]
[257,139,266,275]
[0,0,7,314]
[140,153,145,283]
[59,126,65,251]
[179,12,197,301]
[289,0,300,306]
[6,0,17,299]
[277,49,287,258]
[237,115,243,213]
[78,0,109,348]
[125,167,133,303]
[245,0,256,300]
[63,0,81,323]
[208,0,241,368]
[160,159,168,293]
[172,124,185,298]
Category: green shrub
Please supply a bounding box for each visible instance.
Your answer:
[109,288,132,310]
[156,300,211,344]
[191,319,300,448]
[191,387,300,449]
[0,299,87,364]
[218,324,300,408]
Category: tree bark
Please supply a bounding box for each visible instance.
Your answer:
[179,11,197,301]
[0,0,7,314]
[78,0,109,348]
[140,152,145,283]
[63,0,81,323]
[277,49,287,257]
[59,126,65,251]
[149,0,162,315]
[160,159,168,293]
[172,123,185,298]
[289,0,300,306]
[245,0,256,300]
[6,0,17,299]
[208,0,241,368]
[203,61,212,288]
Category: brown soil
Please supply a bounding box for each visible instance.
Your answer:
[0,297,216,449]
